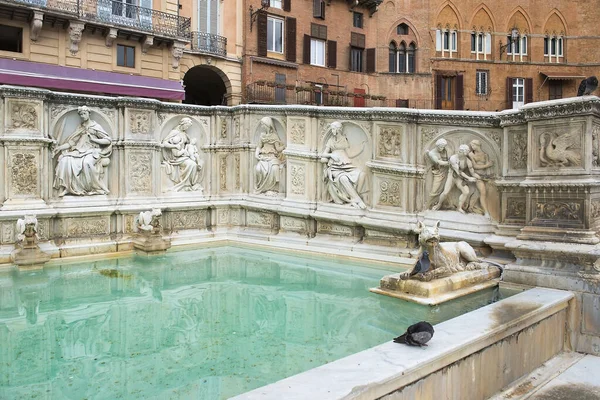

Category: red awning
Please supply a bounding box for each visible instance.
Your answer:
[0,58,185,100]
[540,71,586,80]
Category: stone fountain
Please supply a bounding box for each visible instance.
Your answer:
[132,208,172,254]
[11,215,51,269]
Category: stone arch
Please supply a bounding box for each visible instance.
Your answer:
[158,115,207,145]
[182,64,231,106]
[253,116,286,143]
[387,18,421,45]
[506,7,533,34]
[543,9,567,35]
[470,4,495,32]
[435,1,462,30]
[52,108,114,144]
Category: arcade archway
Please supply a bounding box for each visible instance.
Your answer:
[183,65,229,106]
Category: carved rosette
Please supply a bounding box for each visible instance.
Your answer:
[128,152,152,194]
[10,152,38,196]
[378,179,403,207]
[290,165,305,195]
[289,119,306,145]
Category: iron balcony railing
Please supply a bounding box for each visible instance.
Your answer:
[190,31,227,57]
[2,0,191,39]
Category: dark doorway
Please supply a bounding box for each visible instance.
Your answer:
[183,66,228,106]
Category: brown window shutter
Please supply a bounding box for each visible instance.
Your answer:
[257,13,268,57]
[435,75,443,109]
[506,77,512,109]
[455,74,464,110]
[525,78,533,103]
[366,48,376,73]
[283,0,291,12]
[327,40,337,68]
[303,34,311,64]
[286,17,296,62]
[313,0,322,18]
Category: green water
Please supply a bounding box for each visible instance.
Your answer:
[0,246,517,399]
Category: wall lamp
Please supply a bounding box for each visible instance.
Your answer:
[499,27,519,60]
[249,0,270,32]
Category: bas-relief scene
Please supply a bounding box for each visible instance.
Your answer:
[423,130,500,220]
[253,116,286,196]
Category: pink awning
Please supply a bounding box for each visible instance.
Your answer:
[0,58,185,100]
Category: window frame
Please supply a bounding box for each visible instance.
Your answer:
[270,0,282,9]
[475,70,489,96]
[507,34,527,56]
[116,44,136,68]
[544,36,563,62]
[353,12,363,29]
[350,47,363,72]
[267,16,284,54]
[436,29,457,57]
[310,38,326,67]
[0,24,23,53]
[513,77,525,103]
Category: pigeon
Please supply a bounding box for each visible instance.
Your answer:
[577,76,598,96]
[393,321,435,347]
[409,250,431,277]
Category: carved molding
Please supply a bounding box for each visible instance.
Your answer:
[289,119,306,145]
[9,152,38,196]
[510,130,527,170]
[142,35,154,53]
[378,179,403,207]
[171,41,186,69]
[68,21,85,55]
[366,162,425,177]
[105,28,118,47]
[30,11,43,41]
[378,126,402,159]
[282,149,319,160]
[290,165,305,195]
[128,152,152,194]
[506,197,526,220]
[129,110,152,134]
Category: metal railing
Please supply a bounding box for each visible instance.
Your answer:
[190,31,227,57]
[2,0,191,39]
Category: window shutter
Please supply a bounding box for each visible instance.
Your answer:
[506,77,512,109]
[286,17,296,62]
[283,0,291,12]
[327,40,337,68]
[435,75,442,109]
[366,48,376,73]
[525,78,533,103]
[455,74,464,110]
[257,13,268,57]
[313,0,322,18]
[303,34,311,64]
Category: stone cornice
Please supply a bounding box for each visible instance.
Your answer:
[522,96,600,121]
[283,149,320,160]
[0,136,54,144]
[0,85,51,100]
[115,141,158,148]
[204,144,253,152]
[366,161,425,177]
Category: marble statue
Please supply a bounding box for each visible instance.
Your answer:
[161,117,204,192]
[468,140,493,217]
[254,116,285,194]
[136,209,162,234]
[52,106,112,196]
[400,221,490,281]
[432,144,480,214]
[426,138,450,209]
[16,215,38,246]
[320,121,367,210]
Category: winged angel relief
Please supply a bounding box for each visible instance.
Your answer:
[539,131,581,167]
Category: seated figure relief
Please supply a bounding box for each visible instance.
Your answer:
[52,106,112,196]
[320,121,368,210]
[161,117,204,192]
[254,116,285,195]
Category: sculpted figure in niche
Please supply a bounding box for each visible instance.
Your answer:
[254,116,285,195]
[468,140,493,217]
[426,138,450,209]
[432,144,480,214]
[161,117,203,192]
[320,121,367,210]
[52,106,112,196]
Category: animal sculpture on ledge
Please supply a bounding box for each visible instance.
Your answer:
[136,209,162,235]
[400,221,490,282]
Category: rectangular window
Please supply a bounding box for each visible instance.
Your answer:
[117,44,135,68]
[507,35,527,56]
[267,17,284,53]
[350,47,363,72]
[438,30,457,52]
[0,25,23,53]
[513,77,525,105]
[310,38,325,66]
[270,0,282,8]
[314,84,323,105]
[476,70,488,95]
[353,12,363,28]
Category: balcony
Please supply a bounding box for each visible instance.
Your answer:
[0,0,191,40]
[190,31,227,58]
[246,82,389,107]
[81,0,190,39]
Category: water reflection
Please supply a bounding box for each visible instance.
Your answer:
[0,247,515,399]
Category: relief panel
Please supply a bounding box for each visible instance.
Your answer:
[5,100,41,134]
[128,151,153,194]
[531,121,585,172]
[377,125,403,160]
[8,150,39,197]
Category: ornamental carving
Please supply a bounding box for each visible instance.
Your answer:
[378,127,402,159]
[217,209,230,224]
[247,212,273,228]
[378,179,402,207]
[50,104,70,121]
[506,198,526,220]
[231,210,240,225]
[281,216,306,231]
[290,165,305,195]
[234,154,241,190]
[421,127,439,146]
[539,131,581,167]
[593,126,600,167]
[67,217,109,236]
[129,111,152,134]
[233,116,240,139]
[220,155,228,190]
[37,219,49,240]
[318,222,352,235]
[68,21,85,55]
[171,210,206,230]
[484,131,502,148]
[591,200,600,219]
[220,117,228,139]
[290,119,306,145]
[535,202,582,222]
[2,223,15,244]
[10,152,38,196]
[9,103,37,130]
[510,130,527,170]
[129,152,152,193]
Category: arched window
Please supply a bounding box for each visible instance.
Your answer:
[388,42,397,72]
[397,23,409,35]
[407,43,415,73]
[398,42,406,73]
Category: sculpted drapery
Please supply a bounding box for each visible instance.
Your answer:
[161,117,203,192]
[254,117,285,194]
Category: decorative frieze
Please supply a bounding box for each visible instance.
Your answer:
[9,151,38,196]
[533,201,583,225]
[170,210,207,230]
[317,221,353,236]
[128,152,153,194]
[280,216,307,233]
[290,165,305,195]
[509,130,528,170]
[64,217,110,237]
[378,126,402,159]
[506,198,526,220]
[289,119,306,145]
[247,211,274,228]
